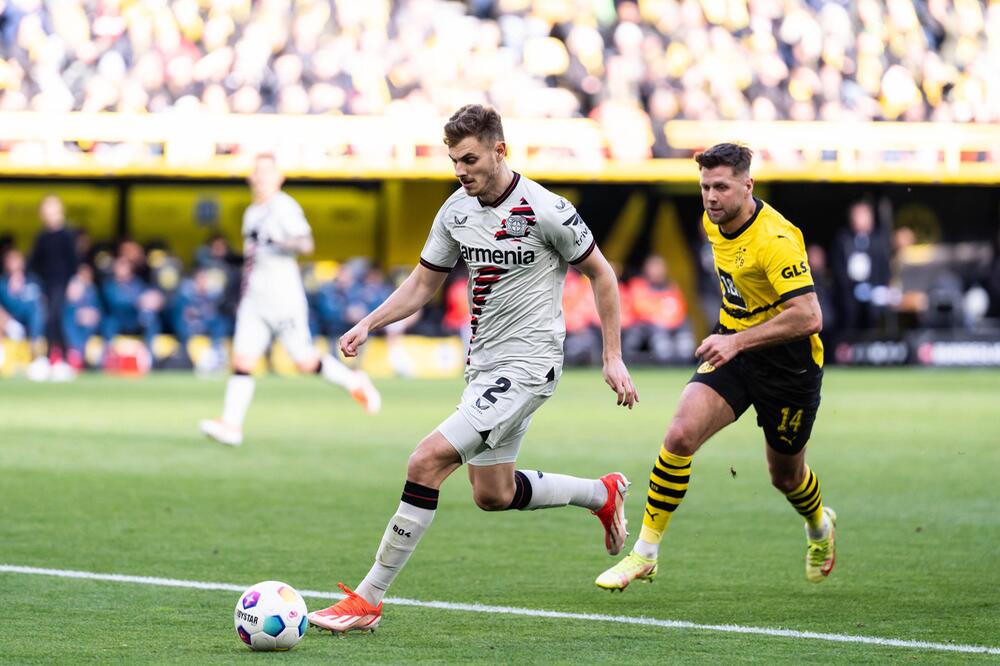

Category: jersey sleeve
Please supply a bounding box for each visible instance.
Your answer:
[761,227,815,302]
[419,203,460,272]
[537,195,596,264]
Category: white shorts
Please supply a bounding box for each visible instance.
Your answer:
[437,367,558,467]
[232,296,314,363]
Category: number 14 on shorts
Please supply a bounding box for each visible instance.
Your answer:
[777,407,803,433]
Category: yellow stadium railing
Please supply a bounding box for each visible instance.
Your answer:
[0,112,996,184]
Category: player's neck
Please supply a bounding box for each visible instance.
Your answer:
[479,165,515,206]
[253,189,281,205]
[718,196,758,235]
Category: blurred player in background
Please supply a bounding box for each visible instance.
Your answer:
[597,143,836,590]
[308,104,639,633]
[199,153,380,447]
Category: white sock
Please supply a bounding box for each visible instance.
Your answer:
[221,374,255,427]
[633,538,659,560]
[355,501,435,605]
[520,470,606,511]
[319,354,357,390]
[806,513,830,541]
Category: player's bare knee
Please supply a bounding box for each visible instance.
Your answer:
[769,469,801,493]
[406,449,438,486]
[232,361,253,374]
[472,488,513,511]
[294,358,318,374]
[664,422,700,456]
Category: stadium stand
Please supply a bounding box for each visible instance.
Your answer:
[1,0,996,123]
[0,0,998,377]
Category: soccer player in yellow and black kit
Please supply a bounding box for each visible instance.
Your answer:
[596,143,836,590]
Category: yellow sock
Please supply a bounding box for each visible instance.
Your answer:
[785,465,824,533]
[638,447,692,545]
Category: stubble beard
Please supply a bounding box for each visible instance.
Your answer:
[708,202,742,227]
[477,160,505,201]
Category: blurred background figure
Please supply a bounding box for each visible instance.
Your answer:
[100,255,164,356]
[194,232,242,326]
[985,226,1000,323]
[831,199,892,334]
[807,243,837,343]
[62,264,102,372]
[442,267,472,353]
[312,262,360,344]
[200,153,380,449]
[28,195,78,380]
[562,269,601,366]
[623,255,692,364]
[0,248,49,379]
[171,266,228,372]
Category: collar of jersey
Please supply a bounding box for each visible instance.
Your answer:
[720,197,764,240]
[478,172,521,208]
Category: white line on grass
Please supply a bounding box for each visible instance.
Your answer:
[3,564,997,656]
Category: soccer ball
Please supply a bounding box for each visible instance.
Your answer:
[234,580,308,651]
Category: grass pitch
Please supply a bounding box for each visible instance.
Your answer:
[1,369,998,663]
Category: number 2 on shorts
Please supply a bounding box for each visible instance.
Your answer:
[480,377,512,404]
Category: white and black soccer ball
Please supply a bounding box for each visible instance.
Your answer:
[234,580,308,651]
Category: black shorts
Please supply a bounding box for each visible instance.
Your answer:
[688,356,822,454]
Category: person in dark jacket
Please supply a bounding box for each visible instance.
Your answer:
[28,195,78,374]
[830,199,892,333]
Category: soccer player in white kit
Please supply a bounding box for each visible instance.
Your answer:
[199,154,380,447]
[308,105,639,633]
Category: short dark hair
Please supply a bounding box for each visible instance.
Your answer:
[694,143,753,174]
[443,104,505,148]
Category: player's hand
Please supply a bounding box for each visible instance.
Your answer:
[695,333,741,368]
[602,356,639,409]
[339,323,370,357]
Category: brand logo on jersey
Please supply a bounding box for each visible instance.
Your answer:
[697,361,716,374]
[453,215,468,226]
[460,244,536,265]
[555,198,568,210]
[562,213,591,246]
[780,261,809,279]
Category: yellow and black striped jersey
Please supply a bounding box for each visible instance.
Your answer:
[703,197,824,370]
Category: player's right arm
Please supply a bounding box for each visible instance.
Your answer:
[340,265,448,357]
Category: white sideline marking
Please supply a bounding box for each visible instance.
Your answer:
[2,564,997,656]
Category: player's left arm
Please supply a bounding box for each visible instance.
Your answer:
[575,246,639,409]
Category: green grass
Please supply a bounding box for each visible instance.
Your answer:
[1,369,998,663]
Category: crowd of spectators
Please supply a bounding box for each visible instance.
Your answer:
[0,0,997,159]
[4,188,999,377]
[0,196,406,378]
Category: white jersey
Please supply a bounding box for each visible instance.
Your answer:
[420,172,595,379]
[240,191,311,304]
